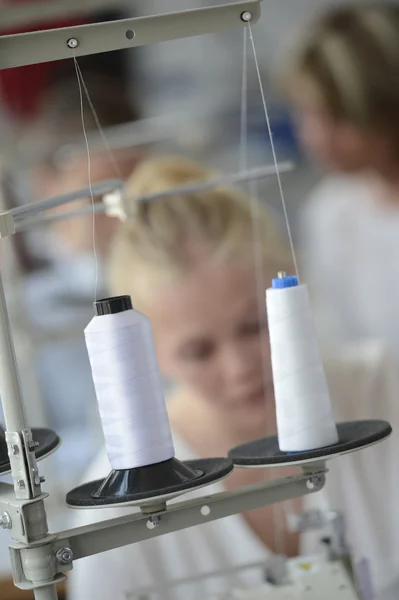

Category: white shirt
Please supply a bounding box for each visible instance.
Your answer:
[67,434,269,600]
[67,341,399,600]
[300,175,399,351]
[305,341,399,600]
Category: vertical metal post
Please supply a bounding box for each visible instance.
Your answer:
[33,585,58,600]
[0,270,27,432]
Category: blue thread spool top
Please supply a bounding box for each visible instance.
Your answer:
[272,272,299,289]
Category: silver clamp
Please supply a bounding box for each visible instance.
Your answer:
[5,429,44,501]
[0,211,16,238]
[8,538,73,592]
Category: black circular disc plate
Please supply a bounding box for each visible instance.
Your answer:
[0,428,61,475]
[228,420,392,467]
[67,457,233,508]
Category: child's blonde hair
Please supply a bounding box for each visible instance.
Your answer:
[108,155,291,302]
[282,3,399,136]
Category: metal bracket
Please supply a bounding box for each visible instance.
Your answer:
[0,1,261,70]
[8,538,71,591]
[56,467,326,562]
[2,464,325,593]
[5,430,44,500]
[0,211,16,238]
[0,482,49,544]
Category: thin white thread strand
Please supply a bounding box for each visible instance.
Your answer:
[240,26,284,557]
[248,23,300,282]
[73,54,99,305]
[240,27,248,173]
[74,61,123,180]
[240,32,271,431]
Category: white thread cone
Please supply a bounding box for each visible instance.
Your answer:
[85,309,175,470]
[266,283,338,452]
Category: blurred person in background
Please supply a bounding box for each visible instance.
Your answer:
[282,2,399,353]
[68,156,399,600]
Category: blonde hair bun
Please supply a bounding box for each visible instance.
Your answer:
[108,155,292,301]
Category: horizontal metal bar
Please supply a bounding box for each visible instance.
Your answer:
[15,202,105,232]
[13,163,294,231]
[136,162,294,204]
[0,1,261,70]
[59,470,325,561]
[11,179,123,220]
[1,0,130,31]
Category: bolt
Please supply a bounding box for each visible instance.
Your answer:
[56,547,73,566]
[241,11,252,22]
[17,480,25,490]
[0,512,12,530]
[306,476,323,490]
[33,470,45,486]
[28,440,40,452]
[10,444,19,455]
[148,515,161,527]
[67,38,79,49]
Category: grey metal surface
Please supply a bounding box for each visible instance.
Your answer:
[60,469,325,561]
[0,1,261,70]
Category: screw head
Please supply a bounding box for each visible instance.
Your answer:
[33,470,46,486]
[241,11,252,22]
[306,476,323,490]
[147,515,161,529]
[10,444,19,455]
[56,547,73,565]
[67,38,79,49]
[0,512,12,530]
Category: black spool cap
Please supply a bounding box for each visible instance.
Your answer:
[95,295,133,316]
[66,456,234,507]
[93,458,202,500]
